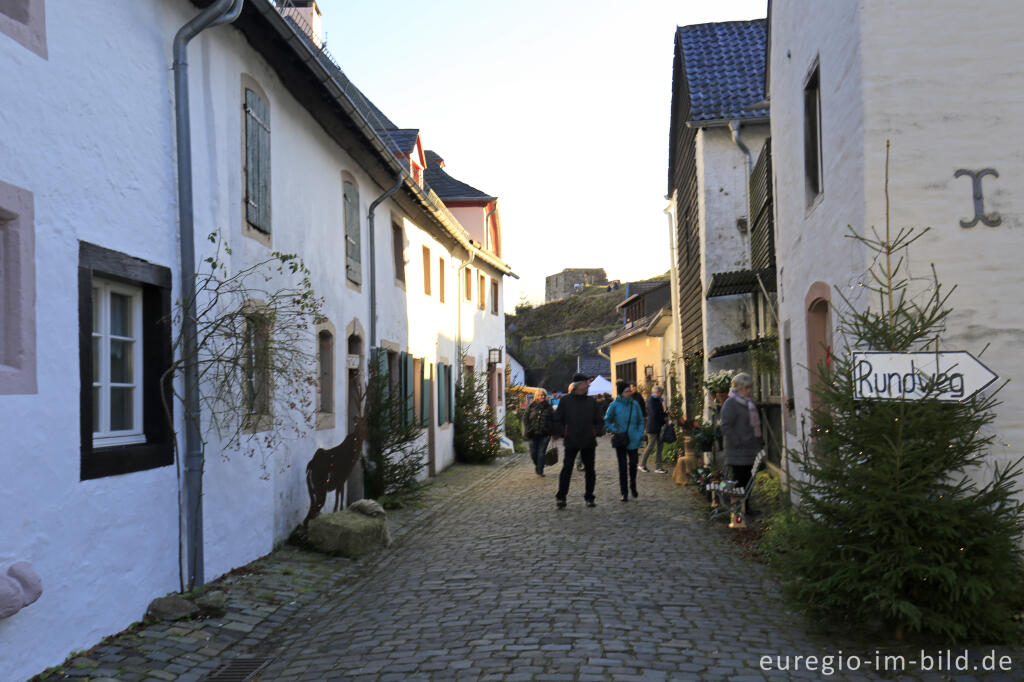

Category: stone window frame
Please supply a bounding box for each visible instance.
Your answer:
[0,0,47,60]
[78,241,173,480]
[0,178,36,395]
[241,298,274,434]
[315,319,336,430]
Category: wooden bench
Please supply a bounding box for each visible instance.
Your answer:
[706,450,766,529]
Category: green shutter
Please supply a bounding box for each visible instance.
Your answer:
[244,89,270,233]
[421,363,431,427]
[437,363,446,426]
[446,364,454,424]
[403,352,415,426]
[372,347,387,400]
[344,181,361,284]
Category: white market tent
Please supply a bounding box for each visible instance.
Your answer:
[587,375,613,396]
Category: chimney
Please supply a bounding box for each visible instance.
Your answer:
[281,0,324,49]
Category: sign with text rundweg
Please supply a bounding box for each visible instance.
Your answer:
[852,351,998,402]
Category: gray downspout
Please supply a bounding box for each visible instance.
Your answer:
[172,0,243,592]
[367,175,404,349]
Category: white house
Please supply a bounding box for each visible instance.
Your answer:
[667,19,778,450]
[0,1,513,678]
[768,0,1024,488]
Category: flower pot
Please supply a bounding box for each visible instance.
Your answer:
[713,392,729,403]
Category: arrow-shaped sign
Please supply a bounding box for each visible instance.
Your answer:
[852,351,998,402]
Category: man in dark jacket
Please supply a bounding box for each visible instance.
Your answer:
[553,373,603,508]
[640,385,667,473]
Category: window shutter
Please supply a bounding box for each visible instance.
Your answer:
[422,363,431,427]
[244,89,271,233]
[344,181,361,284]
[372,347,387,401]
[446,364,454,424]
[403,352,415,425]
[437,364,446,425]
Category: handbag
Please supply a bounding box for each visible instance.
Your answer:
[660,423,677,444]
[610,401,637,450]
[544,447,559,466]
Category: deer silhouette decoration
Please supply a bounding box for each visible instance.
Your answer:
[304,387,370,525]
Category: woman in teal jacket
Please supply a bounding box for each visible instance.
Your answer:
[604,381,646,501]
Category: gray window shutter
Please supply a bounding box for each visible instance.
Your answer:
[244,89,271,233]
[344,181,361,284]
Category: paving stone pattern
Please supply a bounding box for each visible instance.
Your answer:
[31,440,1022,681]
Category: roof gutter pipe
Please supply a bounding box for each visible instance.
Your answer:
[728,118,754,265]
[172,0,244,593]
[368,174,404,348]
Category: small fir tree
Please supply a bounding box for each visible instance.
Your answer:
[771,147,1024,642]
[363,358,426,503]
[453,357,500,464]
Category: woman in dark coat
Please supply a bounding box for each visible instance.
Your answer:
[523,391,555,476]
[640,385,667,473]
[720,372,762,490]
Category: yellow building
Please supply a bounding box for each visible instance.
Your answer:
[599,281,674,395]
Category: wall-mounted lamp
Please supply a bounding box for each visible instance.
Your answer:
[488,347,502,365]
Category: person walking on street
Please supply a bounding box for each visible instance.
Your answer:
[720,372,763,514]
[605,381,646,501]
[554,373,603,509]
[629,383,647,419]
[524,390,555,476]
[640,385,667,473]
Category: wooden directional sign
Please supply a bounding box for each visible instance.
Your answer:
[852,351,998,402]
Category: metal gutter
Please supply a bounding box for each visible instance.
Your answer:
[684,115,769,129]
[172,0,244,593]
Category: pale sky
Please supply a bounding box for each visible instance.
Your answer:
[318,0,767,311]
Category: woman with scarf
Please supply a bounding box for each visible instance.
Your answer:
[720,372,763,498]
[604,380,646,502]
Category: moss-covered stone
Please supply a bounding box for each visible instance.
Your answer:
[305,510,391,558]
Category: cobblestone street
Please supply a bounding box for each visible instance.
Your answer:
[33,440,1021,681]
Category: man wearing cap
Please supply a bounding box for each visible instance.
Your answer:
[553,373,603,508]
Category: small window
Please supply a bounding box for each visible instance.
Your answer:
[804,63,823,202]
[244,308,272,420]
[91,279,145,446]
[465,268,472,301]
[490,278,498,315]
[344,180,361,285]
[616,359,637,386]
[439,257,445,304]
[318,330,333,415]
[392,221,405,284]
[0,178,36,395]
[244,88,271,234]
[422,246,431,296]
[79,242,173,480]
[478,274,486,311]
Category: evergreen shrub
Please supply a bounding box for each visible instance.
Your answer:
[767,209,1024,642]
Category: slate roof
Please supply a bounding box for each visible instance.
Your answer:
[379,129,420,156]
[424,150,496,202]
[677,19,769,123]
[284,17,400,133]
[578,355,611,379]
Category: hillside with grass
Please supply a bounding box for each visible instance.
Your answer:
[507,274,669,391]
